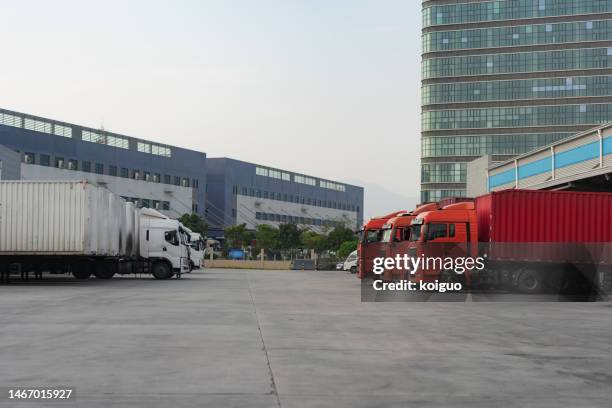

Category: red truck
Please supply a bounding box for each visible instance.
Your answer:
[410,189,612,293]
[357,211,406,279]
[378,203,438,281]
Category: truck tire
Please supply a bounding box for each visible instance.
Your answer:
[152,262,173,280]
[440,270,465,286]
[93,263,115,279]
[350,266,357,274]
[72,270,91,279]
[73,261,92,279]
[517,269,542,294]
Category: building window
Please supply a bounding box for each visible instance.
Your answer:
[231,208,236,217]
[137,142,151,154]
[24,118,52,134]
[162,201,170,210]
[153,200,161,210]
[144,172,151,182]
[55,157,65,169]
[68,159,78,171]
[23,152,35,164]
[181,178,189,187]
[164,175,171,184]
[153,173,161,183]
[141,199,150,208]
[192,204,198,212]
[82,161,91,172]
[121,168,129,178]
[132,170,140,180]
[53,124,72,138]
[174,176,180,186]
[82,130,129,149]
[193,179,199,189]
[263,191,269,199]
[39,154,50,167]
[95,163,104,174]
[109,165,117,176]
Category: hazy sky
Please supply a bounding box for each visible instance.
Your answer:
[0,0,422,218]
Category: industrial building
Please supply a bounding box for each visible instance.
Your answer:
[467,122,612,195]
[0,107,364,236]
[206,158,364,237]
[421,0,612,203]
[0,108,206,219]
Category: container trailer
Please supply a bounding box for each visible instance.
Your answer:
[409,189,612,293]
[0,181,191,281]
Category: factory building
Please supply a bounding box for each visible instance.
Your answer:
[0,108,364,236]
[467,123,612,196]
[206,158,364,237]
[0,108,206,219]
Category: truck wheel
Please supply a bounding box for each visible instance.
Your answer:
[73,262,92,279]
[93,263,115,279]
[72,270,91,279]
[440,270,465,286]
[517,269,542,294]
[152,262,173,280]
[350,266,357,274]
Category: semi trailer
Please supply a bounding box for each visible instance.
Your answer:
[0,181,191,281]
[409,189,612,294]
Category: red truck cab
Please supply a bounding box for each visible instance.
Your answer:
[379,203,439,281]
[357,211,406,279]
[409,202,479,285]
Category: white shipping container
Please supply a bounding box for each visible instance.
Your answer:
[0,180,138,257]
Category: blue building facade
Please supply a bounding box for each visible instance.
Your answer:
[0,108,207,217]
[206,158,364,237]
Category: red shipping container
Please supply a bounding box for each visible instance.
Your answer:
[475,189,612,264]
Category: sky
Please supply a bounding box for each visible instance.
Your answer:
[0,0,422,219]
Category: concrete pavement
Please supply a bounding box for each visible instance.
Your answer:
[1,269,611,407]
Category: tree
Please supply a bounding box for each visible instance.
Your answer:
[255,224,280,251]
[278,223,302,251]
[224,223,250,249]
[301,231,327,254]
[327,226,357,252]
[337,240,358,259]
[179,213,208,235]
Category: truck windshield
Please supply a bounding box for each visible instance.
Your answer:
[381,228,393,243]
[410,225,421,241]
[365,230,380,244]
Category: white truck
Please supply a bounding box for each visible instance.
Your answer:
[0,180,190,281]
[184,228,205,270]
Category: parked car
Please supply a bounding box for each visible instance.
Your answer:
[342,250,358,273]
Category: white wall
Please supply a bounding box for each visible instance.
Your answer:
[236,194,358,233]
[21,164,193,218]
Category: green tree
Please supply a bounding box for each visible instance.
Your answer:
[337,240,358,259]
[278,223,302,251]
[179,213,208,235]
[327,226,357,251]
[301,231,328,254]
[224,223,250,249]
[255,224,280,251]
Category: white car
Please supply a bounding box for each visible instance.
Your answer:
[342,250,358,273]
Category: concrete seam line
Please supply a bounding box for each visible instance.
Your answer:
[246,270,282,408]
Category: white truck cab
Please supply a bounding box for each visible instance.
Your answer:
[342,250,358,273]
[185,229,205,270]
[139,209,190,278]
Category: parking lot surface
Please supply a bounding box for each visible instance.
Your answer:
[1,269,611,407]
